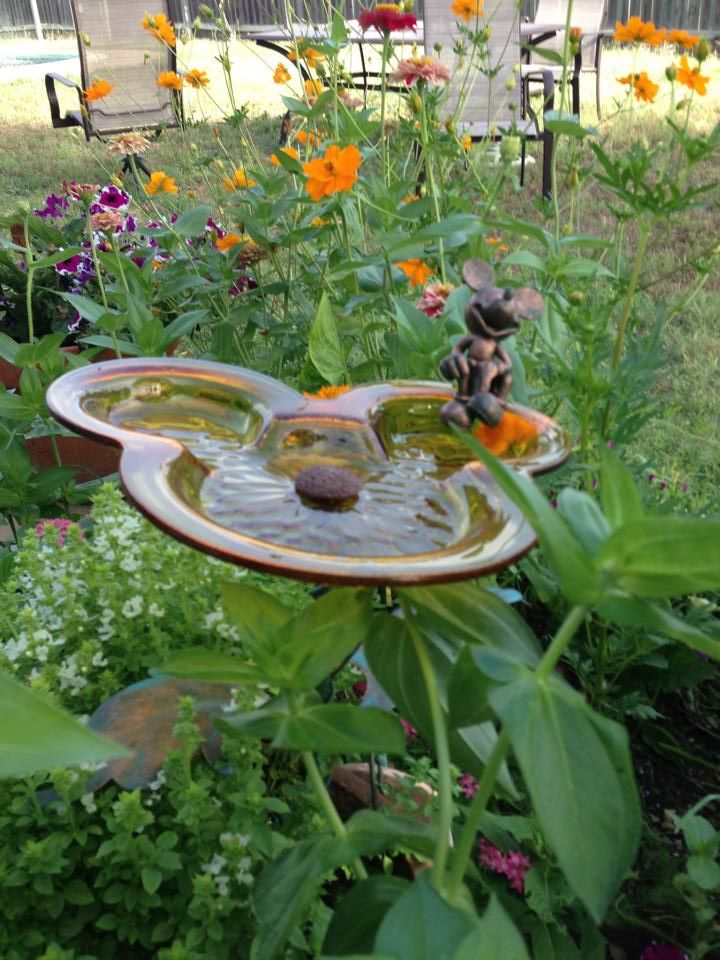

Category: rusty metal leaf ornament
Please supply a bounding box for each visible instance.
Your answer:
[84,676,235,790]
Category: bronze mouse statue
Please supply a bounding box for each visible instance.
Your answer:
[439,259,544,428]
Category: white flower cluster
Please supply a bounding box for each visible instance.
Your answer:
[201,832,254,897]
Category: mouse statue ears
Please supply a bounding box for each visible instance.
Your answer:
[462,259,544,337]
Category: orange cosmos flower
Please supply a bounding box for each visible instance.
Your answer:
[157,70,183,90]
[617,71,659,102]
[141,12,176,47]
[145,171,178,195]
[288,45,325,69]
[303,144,361,201]
[395,258,433,287]
[216,233,245,251]
[222,168,257,191]
[451,0,483,24]
[270,146,300,166]
[461,133,472,151]
[474,409,539,457]
[613,17,664,46]
[273,63,291,84]
[184,68,210,88]
[305,78,324,101]
[83,79,115,102]
[666,29,700,50]
[676,55,710,95]
[296,129,320,148]
[304,385,350,399]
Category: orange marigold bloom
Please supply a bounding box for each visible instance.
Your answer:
[395,258,433,288]
[474,409,539,457]
[451,0,483,24]
[141,12,176,47]
[304,385,350,399]
[83,78,115,102]
[303,144,361,201]
[613,17,664,46]
[617,71,659,102]
[666,28,700,50]
[145,171,178,195]
[676,54,710,95]
[288,45,325,69]
[157,70,183,90]
[271,146,300,166]
[185,68,210,88]
[273,63,291,84]
[216,232,245,251]
[223,168,257,191]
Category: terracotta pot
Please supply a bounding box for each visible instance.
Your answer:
[26,435,121,484]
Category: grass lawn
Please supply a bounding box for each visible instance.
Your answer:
[1,36,718,503]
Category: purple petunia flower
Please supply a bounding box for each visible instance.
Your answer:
[95,184,131,210]
[640,944,689,960]
[34,193,69,219]
[229,275,257,296]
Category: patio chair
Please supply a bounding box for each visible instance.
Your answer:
[45,0,182,161]
[423,0,568,198]
[522,0,607,118]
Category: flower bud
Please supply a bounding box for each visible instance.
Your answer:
[568,167,580,188]
[444,118,456,134]
[500,135,520,163]
[403,0,415,10]
[562,223,572,235]
[192,17,202,31]
[409,91,423,114]
[198,3,214,17]
[665,64,677,82]
[694,38,710,62]
[214,158,224,171]
[80,32,91,46]
[568,290,585,305]
[17,200,32,216]
[505,76,516,92]
[478,27,491,43]
[433,42,442,54]
[189,142,198,152]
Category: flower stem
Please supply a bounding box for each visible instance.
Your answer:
[537,604,588,680]
[401,599,453,890]
[379,32,391,185]
[22,219,35,343]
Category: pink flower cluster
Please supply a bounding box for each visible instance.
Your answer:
[458,772,479,798]
[478,839,532,893]
[400,717,418,739]
[35,518,79,546]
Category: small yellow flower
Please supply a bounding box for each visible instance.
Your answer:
[157,70,183,90]
[184,68,210,88]
[311,216,329,227]
[222,168,257,191]
[273,63,291,84]
[145,171,178,195]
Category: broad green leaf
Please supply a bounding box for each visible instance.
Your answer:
[57,292,107,324]
[14,332,66,367]
[687,855,720,890]
[162,308,208,344]
[32,246,83,269]
[597,517,720,598]
[455,428,598,604]
[599,450,643,529]
[322,876,410,956]
[453,896,530,960]
[0,671,130,778]
[154,649,262,684]
[556,489,610,556]
[141,866,162,895]
[309,292,348,386]
[490,673,640,921]
[271,704,406,753]
[597,593,720,661]
[173,205,212,238]
[504,339,529,406]
[220,582,293,649]
[502,250,547,273]
[447,647,495,729]
[374,873,477,959]
[0,332,20,364]
[400,584,541,665]
[346,809,438,861]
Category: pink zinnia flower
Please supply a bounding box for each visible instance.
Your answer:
[416,282,454,317]
[35,518,80,546]
[392,55,451,86]
[358,4,417,33]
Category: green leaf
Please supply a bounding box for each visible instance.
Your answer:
[490,673,640,921]
[345,809,438,861]
[64,878,95,906]
[161,308,208,344]
[597,517,720,598]
[501,250,547,273]
[599,450,643,529]
[31,246,83,269]
[0,332,20,364]
[270,704,406,753]
[597,593,720,661]
[173,205,212,238]
[57,292,107,324]
[374,873,477,959]
[453,896,530,959]
[154,648,262,684]
[543,111,597,138]
[309,292,348,386]
[400,584,541,665]
[0,671,130,778]
[454,428,598,604]
[556,489,610,556]
[687,855,720,890]
[323,876,410,956]
[141,866,162,895]
[220,582,293,649]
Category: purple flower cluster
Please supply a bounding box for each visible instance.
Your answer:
[478,839,532,893]
[458,772,479,799]
[35,518,80,546]
[640,945,689,960]
[34,193,69,219]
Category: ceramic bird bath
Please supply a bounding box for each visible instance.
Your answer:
[46,357,568,586]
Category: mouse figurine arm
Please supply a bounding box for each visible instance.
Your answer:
[439,334,475,389]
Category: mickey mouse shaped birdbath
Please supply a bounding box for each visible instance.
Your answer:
[46,262,567,586]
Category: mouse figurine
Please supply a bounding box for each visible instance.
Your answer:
[439,259,544,429]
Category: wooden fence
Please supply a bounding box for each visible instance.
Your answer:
[2,0,719,34]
